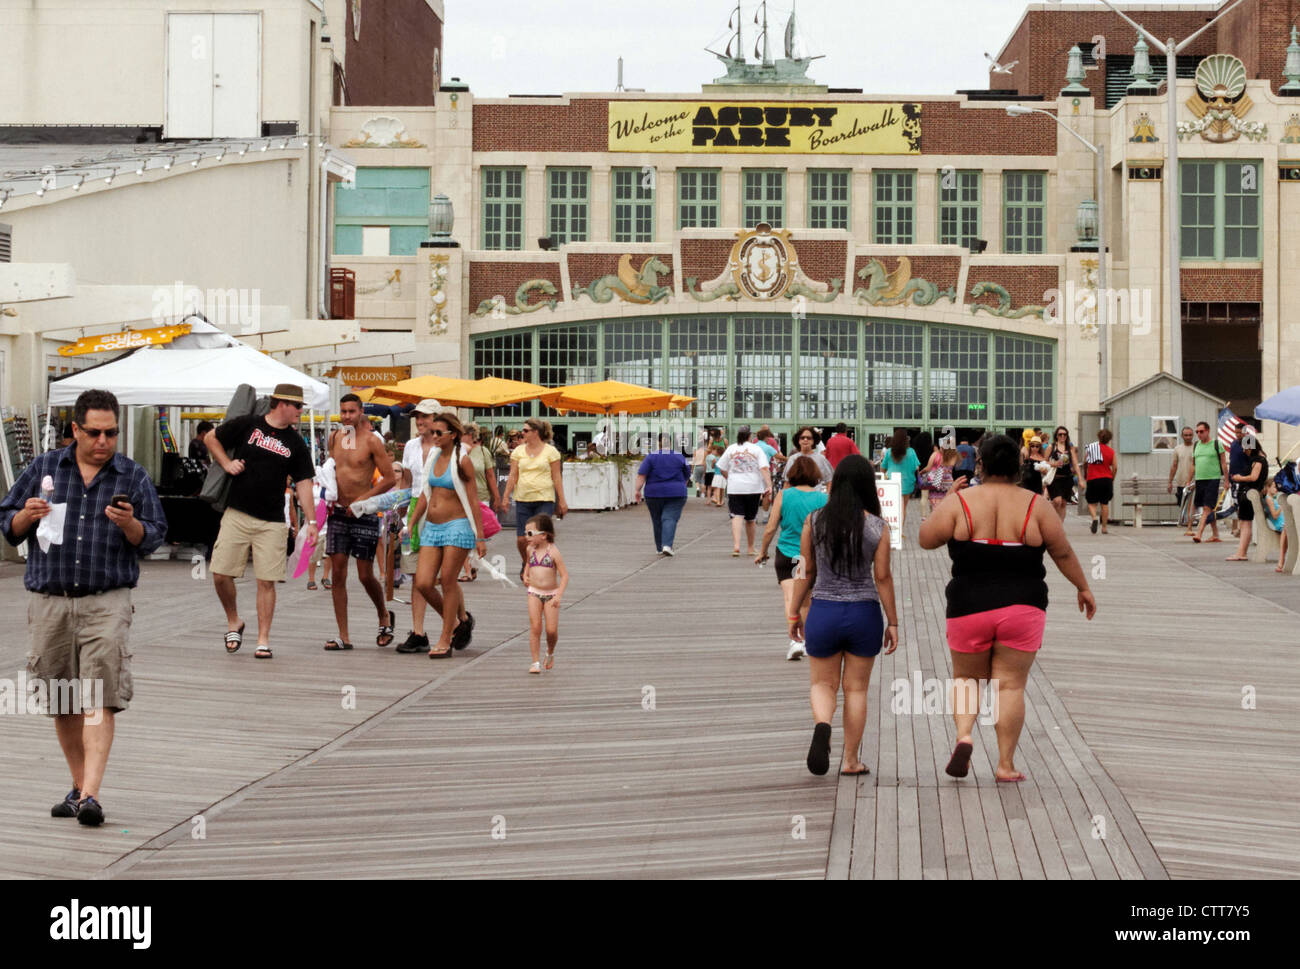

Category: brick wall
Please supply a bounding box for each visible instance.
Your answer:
[344,0,441,106]
[1224,0,1300,93]
[474,99,1056,155]
[468,261,564,309]
[1180,267,1264,301]
[566,253,676,293]
[794,240,847,285]
[968,265,1059,311]
[680,238,735,284]
[852,254,961,293]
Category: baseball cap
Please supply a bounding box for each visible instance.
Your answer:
[412,398,442,415]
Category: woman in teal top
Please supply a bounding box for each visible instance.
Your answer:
[757,455,829,661]
[880,430,921,532]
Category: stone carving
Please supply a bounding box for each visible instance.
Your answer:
[1178,54,1267,143]
[854,256,954,307]
[427,256,449,336]
[684,276,742,301]
[687,223,840,303]
[472,279,558,317]
[573,255,672,304]
[1282,114,1300,143]
[786,278,842,303]
[969,282,1046,320]
[1130,112,1158,143]
[343,116,426,149]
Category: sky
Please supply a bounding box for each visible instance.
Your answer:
[441,0,1198,98]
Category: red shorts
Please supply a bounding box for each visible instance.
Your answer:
[946,604,1046,654]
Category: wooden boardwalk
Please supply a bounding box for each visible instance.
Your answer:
[0,499,1294,879]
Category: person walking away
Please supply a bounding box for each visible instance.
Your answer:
[756,455,827,660]
[1264,478,1289,571]
[1083,429,1117,535]
[691,440,709,498]
[205,384,317,659]
[1191,421,1229,544]
[706,445,725,505]
[787,455,899,776]
[919,434,1096,783]
[323,394,397,651]
[911,431,936,515]
[1046,427,1081,521]
[925,446,961,515]
[499,418,568,579]
[0,389,167,827]
[635,434,690,555]
[824,423,860,469]
[1168,426,1195,533]
[522,514,568,673]
[880,430,921,532]
[1226,440,1268,562]
[715,425,773,558]
[394,400,441,653]
[955,436,978,481]
[410,413,486,658]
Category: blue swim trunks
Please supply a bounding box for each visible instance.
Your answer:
[420,517,477,550]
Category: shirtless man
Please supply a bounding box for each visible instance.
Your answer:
[323,394,397,651]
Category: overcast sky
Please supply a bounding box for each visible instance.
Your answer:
[441,0,1195,97]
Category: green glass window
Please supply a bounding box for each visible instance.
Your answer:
[808,170,850,230]
[873,171,915,244]
[929,326,989,422]
[1003,171,1045,254]
[995,334,1055,424]
[743,169,785,227]
[668,317,729,419]
[1181,161,1260,260]
[863,321,923,421]
[613,168,655,242]
[482,167,524,250]
[604,319,663,386]
[678,170,720,229]
[939,170,981,247]
[546,168,589,245]
[799,317,858,420]
[472,330,535,417]
[537,323,599,394]
[734,315,792,419]
[333,167,430,256]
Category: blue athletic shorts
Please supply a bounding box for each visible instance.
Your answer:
[420,517,477,550]
[803,598,885,658]
[515,500,556,536]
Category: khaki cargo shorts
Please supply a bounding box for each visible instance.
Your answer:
[211,507,289,582]
[26,588,134,714]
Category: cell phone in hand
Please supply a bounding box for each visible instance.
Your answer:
[110,493,131,509]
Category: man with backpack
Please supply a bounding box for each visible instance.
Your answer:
[1191,421,1229,544]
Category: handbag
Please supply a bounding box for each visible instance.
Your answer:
[480,501,502,538]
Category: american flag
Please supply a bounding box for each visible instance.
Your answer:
[1217,407,1246,450]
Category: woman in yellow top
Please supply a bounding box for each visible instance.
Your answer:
[499,417,569,577]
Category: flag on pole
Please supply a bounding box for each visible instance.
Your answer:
[1217,407,1245,450]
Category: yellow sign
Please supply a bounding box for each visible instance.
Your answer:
[58,324,192,357]
[608,101,921,154]
[326,366,412,385]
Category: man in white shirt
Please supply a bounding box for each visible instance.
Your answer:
[395,398,441,653]
[715,425,773,558]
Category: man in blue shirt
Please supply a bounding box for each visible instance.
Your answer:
[0,389,166,828]
[955,437,978,478]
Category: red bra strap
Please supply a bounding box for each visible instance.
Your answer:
[1020,494,1038,542]
[957,491,974,538]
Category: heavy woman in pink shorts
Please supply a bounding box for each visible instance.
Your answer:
[919,434,1096,783]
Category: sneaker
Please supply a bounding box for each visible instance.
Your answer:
[662,546,674,556]
[51,788,81,818]
[76,796,104,827]
[395,632,428,654]
[786,640,805,661]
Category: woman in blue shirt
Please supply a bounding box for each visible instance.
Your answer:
[880,430,921,532]
[635,435,691,555]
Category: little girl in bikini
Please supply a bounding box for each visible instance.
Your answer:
[522,514,568,674]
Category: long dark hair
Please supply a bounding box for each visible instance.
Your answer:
[813,455,882,579]
[890,429,910,462]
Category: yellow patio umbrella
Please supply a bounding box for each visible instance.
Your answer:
[539,380,678,416]
[668,395,697,411]
[373,375,548,409]
[355,387,406,406]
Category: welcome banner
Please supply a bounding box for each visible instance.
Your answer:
[608,101,921,154]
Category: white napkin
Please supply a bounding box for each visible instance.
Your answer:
[36,503,67,553]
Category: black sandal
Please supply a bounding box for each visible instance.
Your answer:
[224,622,245,654]
[451,612,475,650]
[376,610,395,647]
[323,639,354,651]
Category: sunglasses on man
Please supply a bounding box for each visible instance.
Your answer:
[78,427,120,439]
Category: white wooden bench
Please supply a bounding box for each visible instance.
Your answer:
[1120,477,1181,527]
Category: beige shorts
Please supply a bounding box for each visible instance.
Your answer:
[26,588,134,714]
[212,507,288,582]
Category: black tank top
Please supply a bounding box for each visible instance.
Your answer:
[946,492,1049,619]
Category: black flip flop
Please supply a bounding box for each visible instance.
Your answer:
[224,622,245,654]
[807,722,832,776]
[839,766,871,777]
[323,639,354,651]
[945,741,974,778]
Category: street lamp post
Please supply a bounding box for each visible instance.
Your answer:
[1047,0,1250,378]
[1007,104,1107,406]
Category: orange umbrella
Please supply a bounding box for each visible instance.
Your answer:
[374,375,548,408]
[538,380,680,416]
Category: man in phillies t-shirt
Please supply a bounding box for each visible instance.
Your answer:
[205,384,317,658]
[824,423,860,468]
